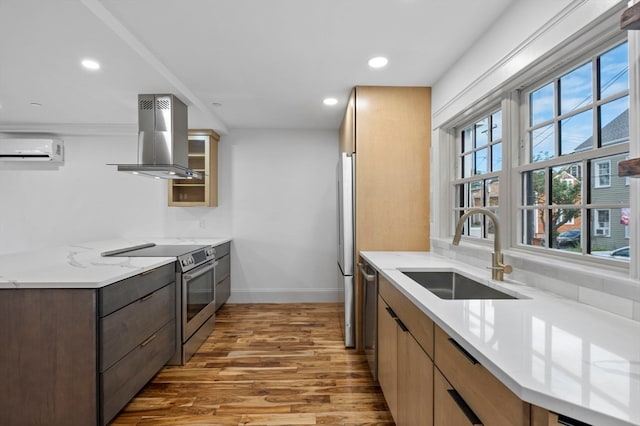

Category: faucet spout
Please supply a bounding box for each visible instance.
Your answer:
[452,208,512,281]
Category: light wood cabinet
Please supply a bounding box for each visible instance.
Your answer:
[530,405,592,426]
[434,369,482,426]
[379,274,433,357]
[377,295,399,420]
[375,276,595,426]
[169,128,219,206]
[377,276,434,426]
[341,85,431,350]
[398,326,434,426]
[434,325,530,426]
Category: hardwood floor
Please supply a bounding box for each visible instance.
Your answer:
[111,303,394,425]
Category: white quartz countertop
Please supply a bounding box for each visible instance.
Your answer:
[0,237,231,289]
[361,251,640,426]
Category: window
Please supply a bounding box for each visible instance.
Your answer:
[594,160,611,188]
[594,209,611,237]
[453,110,502,240]
[518,40,629,258]
[450,32,631,264]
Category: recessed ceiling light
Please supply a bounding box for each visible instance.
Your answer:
[323,97,338,106]
[81,59,101,70]
[368,56,388,68]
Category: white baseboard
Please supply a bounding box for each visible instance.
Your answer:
[227,289,343,303]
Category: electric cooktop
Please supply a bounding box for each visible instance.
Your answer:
[103,244,209,257]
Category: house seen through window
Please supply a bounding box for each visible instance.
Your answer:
[453,39,630,263]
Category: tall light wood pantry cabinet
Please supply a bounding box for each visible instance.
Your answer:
[168,129,220,206]
[339,86,431,350]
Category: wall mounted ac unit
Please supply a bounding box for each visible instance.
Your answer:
[0,138,64,162]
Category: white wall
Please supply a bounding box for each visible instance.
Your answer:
[0,128,339,302]
[0,135,167,254]
[223,129,339,303]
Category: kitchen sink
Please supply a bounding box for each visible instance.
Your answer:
[401,271,518,300]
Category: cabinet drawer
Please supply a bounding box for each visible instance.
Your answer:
[434,325,529,426]
[377,295,398,421]
[531,405,592,426]
[379,275,434,358]
[434,368,482,426]
[214,242,230,259]
[100,263,175,316]
[101,282,175,371]
[216,253,230,283]
[101,319,175,425]
[215,276,231,311]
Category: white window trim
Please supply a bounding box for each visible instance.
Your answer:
[594,209,611,237]
[594,160,612,188]
[430,3,639,307]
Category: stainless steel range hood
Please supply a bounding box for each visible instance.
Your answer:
[113,94,200,180]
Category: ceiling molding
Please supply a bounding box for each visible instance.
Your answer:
[80,0,229,135]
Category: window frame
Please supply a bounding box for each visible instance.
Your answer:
[448,32,631,268]
[594,160,612,188]
[594,209,611,237]
[453,109,504,242]
[515,37,629,259]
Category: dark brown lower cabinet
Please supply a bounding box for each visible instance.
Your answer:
[0,263,176,426]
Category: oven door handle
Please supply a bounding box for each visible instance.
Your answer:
[183,261,217,281]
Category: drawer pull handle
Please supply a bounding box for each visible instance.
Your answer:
[447,389,483,426]
[448,338,479,365]
[385,306,397,318]
[140,293,154,302]
[140,334,157,347]
[557,414,591,426]
[140,268,156,276]
[395,318,409,333]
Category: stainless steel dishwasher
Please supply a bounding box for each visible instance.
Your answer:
[359,261,378,381]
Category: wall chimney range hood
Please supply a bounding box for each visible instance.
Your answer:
[113,94,200,180]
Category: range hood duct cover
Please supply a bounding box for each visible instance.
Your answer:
[114,94,200,179]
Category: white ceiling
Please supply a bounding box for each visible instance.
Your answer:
[0,0,517,135]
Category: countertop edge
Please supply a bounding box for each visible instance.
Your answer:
[361,250,639,426]
[0,237,232,289]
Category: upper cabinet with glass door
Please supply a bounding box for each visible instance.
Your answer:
[168,129,220,207]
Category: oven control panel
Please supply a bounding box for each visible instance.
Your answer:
[177,246,215,272]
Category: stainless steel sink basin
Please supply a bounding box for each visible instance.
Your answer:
[401,271,517,300]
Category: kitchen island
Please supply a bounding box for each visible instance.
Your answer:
[0,237,230,426]
[362,251,640,426]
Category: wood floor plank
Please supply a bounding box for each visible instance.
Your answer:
[111,303,393,425]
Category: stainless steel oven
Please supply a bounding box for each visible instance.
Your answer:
[102,243,217,365]
[182,259,216,343]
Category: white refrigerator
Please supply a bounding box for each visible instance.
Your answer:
[337,152,355,347]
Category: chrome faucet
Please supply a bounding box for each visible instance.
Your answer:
[452,208,512,281]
